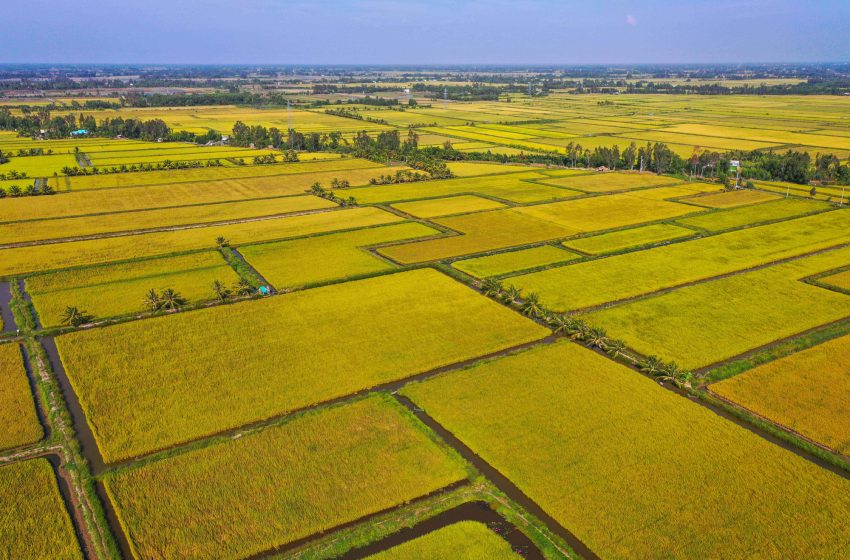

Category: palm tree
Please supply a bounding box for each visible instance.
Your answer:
[502,285,522,305]
[572,318,590,341]
[585,326,608,349]
[233,278,254,296]
[212,280,231,302]
[215,236,229,248]
[520,292,543,318]
[655,361,693,389]
[640,355,664,376]
[60,306,91,327]
[160,288,187,310]
[606,338,628,359]
[480,278,503,298]
[142,289,162,311]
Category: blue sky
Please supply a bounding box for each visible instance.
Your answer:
[2,0,849,64]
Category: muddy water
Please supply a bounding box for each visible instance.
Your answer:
[17,278,43,330]
[342,501,545,559]
[19,344,50,440]
[39,337,106,473]
[394,394,600,560]
[0,281,17,333]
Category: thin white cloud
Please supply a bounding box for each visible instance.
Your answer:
[626,14,637,26]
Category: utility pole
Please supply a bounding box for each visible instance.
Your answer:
[443,87,448,110]
[287,99,293,149]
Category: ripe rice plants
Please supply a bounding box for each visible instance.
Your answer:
[0,459,83,560]
[104,396,467,560]
[453,245,580,278]
[684,189,780,208]
[0,343,42,451]
[28,252,240,327]
[392,195,506,218]
[402,341,850,559]
[710,334,850,454]
[563,223,695,255]
[56,269,547,462]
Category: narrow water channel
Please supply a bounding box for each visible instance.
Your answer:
[0,281,17,333]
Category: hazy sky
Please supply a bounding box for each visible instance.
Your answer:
[3,0,849,65]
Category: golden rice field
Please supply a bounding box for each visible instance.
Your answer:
[391,194,506,218]
[674,198,831,232]
[104,396,466,560]
[510,210,850,311]
[684,188,781,208]
[453,245,580,278]
[583,248,850,369]
[1,165,392,223]
[710,334,850,455]
[56,269,546,462]
[5,91,850,560]
[239,222,440,288]
[0,343,43,451]
[538,171,681,193]
[367,521,521,560]
[562,223,694,255]
[0,195,337,244]
[0,459,83,560]
[378,209,577,263]
[27,252,240,327]
[402,341,850,559]
[0,206,401,277]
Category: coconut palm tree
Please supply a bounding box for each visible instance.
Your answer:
[212,280,231,302]
[60,306,91,327]
[233,278,254,296]
[585,326,608,349]
[606,338,628,358]
[640,355,664,376]
[502,285,522,305]
[215,236,229,248]
[160,288,187,310]
[142,289,162,311]
[481,278,503,298]
[520,292,543,318]
[655,361,693,389]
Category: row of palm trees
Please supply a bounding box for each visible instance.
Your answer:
[480,278,694,389]
[142,288,187,312]
[212,278,254,302]
[310,182,357,207]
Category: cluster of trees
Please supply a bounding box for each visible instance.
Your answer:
[0,150,9,164]
[0,170,28,180]
[230,121,345,152]
[368,169,430,184]
[60,158,223,176]
[142,288,187,312]
[479,278,695,389]
[211,279,255,302]
[0,182,55,198]
[310,182,357,206]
